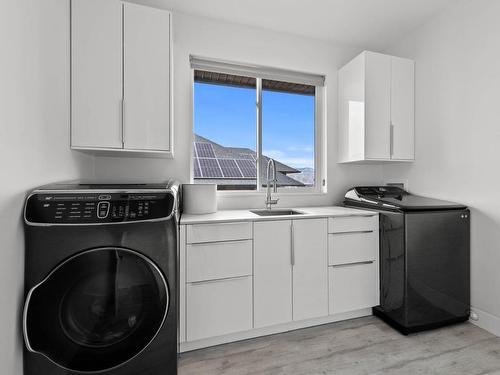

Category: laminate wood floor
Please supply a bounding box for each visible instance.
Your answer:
[178,317,500,375]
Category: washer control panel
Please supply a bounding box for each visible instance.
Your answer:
[25,192,175,224]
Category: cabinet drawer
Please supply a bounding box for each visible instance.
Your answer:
[186,276,253,341]
[328,232,377,265]
[329,262,378,315]
[187,240,252,282]
[328,215,377,234]
[187,222,252,244]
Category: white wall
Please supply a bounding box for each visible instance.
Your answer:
[381,0,500,335]
[0,1,94,373]
[93,11,384,209]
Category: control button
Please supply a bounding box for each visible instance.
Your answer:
[98,194,112,201]
[97,201,110,219]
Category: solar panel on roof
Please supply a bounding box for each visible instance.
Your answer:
[236,153,254,160]
[195,142,216,158]
[193,158,201,178]
[219,159,243,178]
[236,159,256,178]
[199,158,223,178]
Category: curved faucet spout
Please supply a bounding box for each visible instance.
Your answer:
[265,159,279,210]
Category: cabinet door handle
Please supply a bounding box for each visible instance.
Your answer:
[390,123,394,158]
[291,222,295,266]
[121,99,126,147]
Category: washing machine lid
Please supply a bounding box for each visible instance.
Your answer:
[23,247,169,373]
[33,180,176,192]
[344,186,467,211]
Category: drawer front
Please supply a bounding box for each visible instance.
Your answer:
[186,276,253,341]
[187,240,252,282]
[187,222,252,244]
[328,232,377,265]
[329,262,378,315]
[328,215,377,234]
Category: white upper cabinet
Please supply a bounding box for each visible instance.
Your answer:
[71,0,173,156]
[123,2,171,151]
[391,56,415,160]
[71,0,123,149]
[338,51,414,163]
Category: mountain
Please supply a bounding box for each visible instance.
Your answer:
[290,168,315,186]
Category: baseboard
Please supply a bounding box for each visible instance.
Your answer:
[179,308,372,352]
[470,307,500,337]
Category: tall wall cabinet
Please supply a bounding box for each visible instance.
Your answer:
[71,0,173,156]
[338,51,414,163]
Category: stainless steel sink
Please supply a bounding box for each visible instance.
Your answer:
[250,209,304,216]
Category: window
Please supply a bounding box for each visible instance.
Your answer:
[191,57,324,192]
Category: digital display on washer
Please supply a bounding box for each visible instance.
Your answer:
[25,192,175,224]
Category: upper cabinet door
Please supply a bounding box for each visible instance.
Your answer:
[391,57,415,160]
[364,52,391,160]
[71,0,123,149]
[123,3,172,151]
[292,218,328,321]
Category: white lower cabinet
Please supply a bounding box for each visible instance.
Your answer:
[328,214,380,315]
[254,221,293,328]
[180,213,379,351]
[186,240,252,282]
[186,276,253,341]
[253,218,328,327]
[292,219,329,321]
[329,262,378,314]
[328,231,377,265]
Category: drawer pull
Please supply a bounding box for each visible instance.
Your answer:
[189,239,251,246]
[333,261,374,268]
[337,214,375,218]
[333,230,374,235]
[188,275,251,285]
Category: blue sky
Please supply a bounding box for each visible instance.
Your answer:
[194,82,315,169]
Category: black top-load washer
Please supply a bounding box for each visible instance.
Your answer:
[23,181,179,374]
[344,186,470,334]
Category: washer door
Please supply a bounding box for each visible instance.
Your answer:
[23,247,169,373]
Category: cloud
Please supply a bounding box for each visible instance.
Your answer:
[286,145,314,152]
[263,148,314,168]
[263,149,314,168]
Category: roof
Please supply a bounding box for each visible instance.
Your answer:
[194,70,315,96]
[193,134,305,188]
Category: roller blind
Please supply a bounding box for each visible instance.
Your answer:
[190,55,325,87]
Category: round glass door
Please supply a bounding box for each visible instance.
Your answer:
[23,248,169,372]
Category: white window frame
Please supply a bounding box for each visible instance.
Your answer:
[190,57,326,196]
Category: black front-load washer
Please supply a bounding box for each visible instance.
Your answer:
[22,181,179,374]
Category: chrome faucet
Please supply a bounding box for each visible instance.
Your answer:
[265,158,279,210]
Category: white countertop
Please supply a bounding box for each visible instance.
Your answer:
[180,205,376,225]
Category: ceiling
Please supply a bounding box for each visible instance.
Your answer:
[157,0,458,50]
